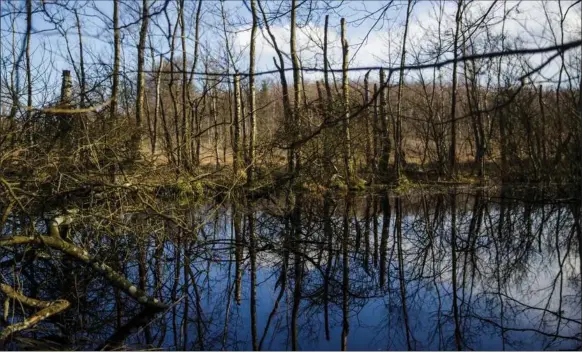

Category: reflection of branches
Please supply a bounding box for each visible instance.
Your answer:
[483,290,581,326]
[97,307,157,350]
[466,313,581,342]
[0,235,168,309]
[0,187,580,349]
[0,284,70,345]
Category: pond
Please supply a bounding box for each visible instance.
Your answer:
[0,187,581,350]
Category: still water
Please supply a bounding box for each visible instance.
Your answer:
[1,187,581,350]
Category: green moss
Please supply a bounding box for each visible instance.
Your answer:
[176,178,193,194]
[236,170,248,184]
[349,176,367,191]
[394,176,421,194]
[454,173,487,185]
[330,174,348,191]
[299,182,327,194]
[192,181,204,197]
[173,177,207,206]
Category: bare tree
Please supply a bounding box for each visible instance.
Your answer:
[395,0,414,182]
[135,0,149,157]
[449,0,463,178]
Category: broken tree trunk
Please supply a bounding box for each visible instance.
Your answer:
[0,236,168,310]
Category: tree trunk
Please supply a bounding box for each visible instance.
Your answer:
[248,0,258,184]
[290,0,301,175]
[135,0,149,158]
[168,13,181,168]
[341,196,350,350]
[364,71,373,173]
[395,0,413,182]
[379,69,391,178]
[111,0,120,123]
[25,0,32,146]
[449,0,463,178]
[233,73,242,180]
[341,18,353,183]
[179,0,190,169]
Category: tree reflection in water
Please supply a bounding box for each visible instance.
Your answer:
[0,187,580,350]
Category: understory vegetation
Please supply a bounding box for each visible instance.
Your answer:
[0,0,581,350]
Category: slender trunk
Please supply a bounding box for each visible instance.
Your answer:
[138,237,152,344]
[182,243,190,350]
[497,3,508,177]
[341,18,352,183]
[151,53,162,155]
[323,15,333,102]
[379,69,391,177]
[449,0,463,178]
[212,83,220,168]
[171,238,182,347]
[160,89,176,165]
[74,10,86,107]
[291,194,303,351]
[379,194,389,289]
[108,0,121,183]
[248,205,258,350]
[395,196,412,349]
[323,193,333,341]
[241,85,247,166]
[25,0,32,145]
[168,13,181,168]
[290,0,301,174]
[258,231,289,350]
[364,72,373,172]
[466,55,486,179]
[233,202,242,305]
[450,190,462,349]
[341,196,350,350]
[248,0,257,183]
[233,73,242,179]
[111,0,120,122]
[257,0,291,170]
[395,0,413,181]
[317,80,326,172]
[322,15,334,176]
[135,0,149,157]
[538,85,547,170]
[8,13,18,123]
[189,0,203,167]
[373,198,379,266]
[179,0,190,168]
[373,83,379,173]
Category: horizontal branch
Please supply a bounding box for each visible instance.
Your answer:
[0,299,70,343]
[0,284,71,344]
[132,39,582,77]
[0,236,169,310]
[0,284,53,309]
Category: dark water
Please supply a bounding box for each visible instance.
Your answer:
[1,188,581,350]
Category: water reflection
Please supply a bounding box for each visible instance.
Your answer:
[0,188,581,350]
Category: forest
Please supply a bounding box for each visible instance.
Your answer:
[0,0,581,350]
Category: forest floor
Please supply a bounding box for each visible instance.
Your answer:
[2,140,576,210]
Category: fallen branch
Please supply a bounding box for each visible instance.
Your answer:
[0,284,53,309]
[0,284,71,345]
[0,236,168,310]
[0,301,70,343]
[0,202,13,230]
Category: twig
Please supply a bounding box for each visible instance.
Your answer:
[0,284,71,345]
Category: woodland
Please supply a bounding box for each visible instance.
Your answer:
[0,0,581,350]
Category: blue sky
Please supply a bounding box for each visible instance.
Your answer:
[1,0,580,108]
